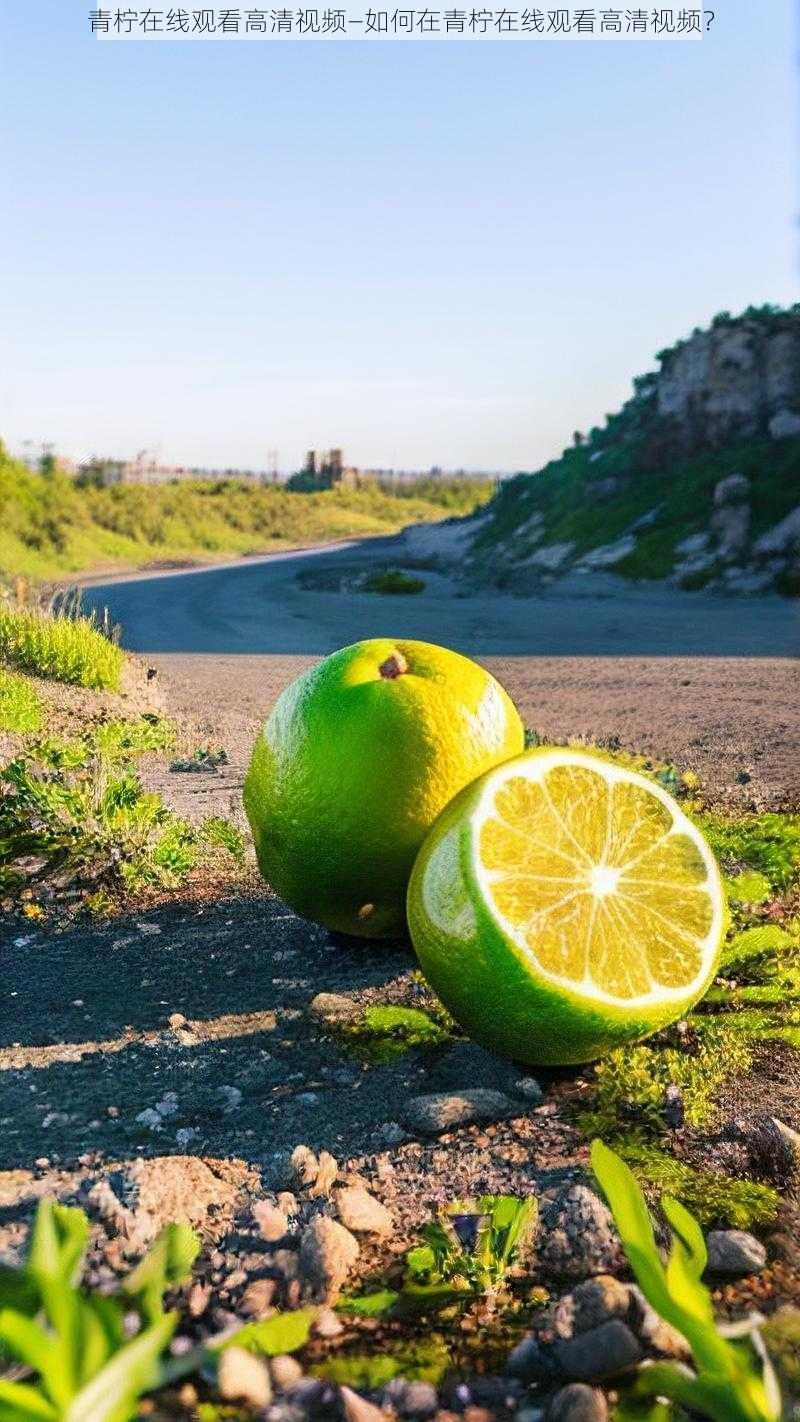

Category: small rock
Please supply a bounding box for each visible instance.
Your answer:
[334,1185,393,1236]
[278,1191,300,1216]
[567,1275,631,1335]
[554,1319,643,1381]
[506,1336,552,1383]
[168,1012,187,1029]
[155,1097,179,1118]
[240,1278,277,1317]
[290,1144,320,1188]
[253,1200,289,1242]
[705,1230,767,1277]
[187,1282,211,1318]
[135,1108,163,1130]
[378,1122,407,1146]
[663,1084,685,1130]
[399,1381,439,1417]
[309,1150,339,1198]
[309,992,360,1024]
[628,1285,690,1360]
[403,1090,513,1135]
[341,1386,390,1422]
[313,1306,345,1338]
[298,1216,359,1302]
[537,1186,624,1280]
[218,1085,243,1113]
[270,1355,304,1392]
[546,1383,608,1422]
[175,1127,198,1148]
[747,1116,800,1185]
[515,1078,544,1105]
[218,1346,272,1408]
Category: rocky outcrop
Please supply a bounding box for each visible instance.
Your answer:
[655,310,800,452]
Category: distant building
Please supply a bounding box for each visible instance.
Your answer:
[76,453,275,486]
[292,448,361,490]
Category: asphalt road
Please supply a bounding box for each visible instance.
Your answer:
[81,537,800,658]
[79,538,800,809]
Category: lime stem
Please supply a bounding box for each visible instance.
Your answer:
[379,652,408,679]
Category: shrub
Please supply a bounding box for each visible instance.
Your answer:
[0,668,42,732]
[0,717,241,905]
[0,604,123,689]
[362,568,426,595]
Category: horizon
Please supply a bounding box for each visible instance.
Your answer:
[2,0,797,471]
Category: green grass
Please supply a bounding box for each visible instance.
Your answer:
[0,444,491,580]
[0,605,124,689]
[0,668,42,732]
[469,429,800,589]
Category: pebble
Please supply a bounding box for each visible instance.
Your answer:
[378,1122,407,1145]
[154,1095,178,1118]
[537,1186,624,1280]
[313,1306,345,1338]
[746,1116,800,1184]
[278,1191,300,1216]
[291,1144,320,1188]
[515,1077,544,1105]
[403,1089,513,1135]
[705,1230,767,1277]
[253,1200,289,1242]
[270,1355,304,1392]
[334,1185,393,1236]
[309,1150,340,1197]
[175,1127,198,1148]
[340,1386,389,1422]
[217,1346,272,1408]
[546,1383,608,1422]
[399,1381,439,1417]
[309,992,360,1024]
[553,1320,643,1381]
[299,1216,359,1302]
[135,1108,163,1130]
[218,1085,242,1113]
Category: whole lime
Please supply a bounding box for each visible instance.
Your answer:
[407,747,725,1063]
[243,638,524,937]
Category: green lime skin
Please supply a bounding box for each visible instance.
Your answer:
[407,753,725,1065]
[243,638,524,938]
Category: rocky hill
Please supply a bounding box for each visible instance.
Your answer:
[403,306,800,596]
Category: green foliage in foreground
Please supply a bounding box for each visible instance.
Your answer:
[592,1141,781,1422]
[340,1195,537,1320]
[0,1198,313,1422]
[0,717,242,903]
[0,605,123,691]
[579,1021,752,1141]
[0,669,42,733]
[621,1146,779,1231]
[0,443,491,580]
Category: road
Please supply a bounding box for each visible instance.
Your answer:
[80,537,800,808]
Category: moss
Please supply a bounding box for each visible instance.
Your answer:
[578,1022,753,1140]
[723,869,772,906]
[698,811,800,892]
[761,1308,800,1392]
[621,1145,779,1230]
[312,1338,452,1388]
[336,1003,456,1063]
[722,924,796,970]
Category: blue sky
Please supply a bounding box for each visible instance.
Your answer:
[1,0,796,472]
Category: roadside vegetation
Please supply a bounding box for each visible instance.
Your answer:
[0,601,123,690]
[0,443,492,581]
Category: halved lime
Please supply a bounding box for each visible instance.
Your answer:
[407,748,725,1064]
